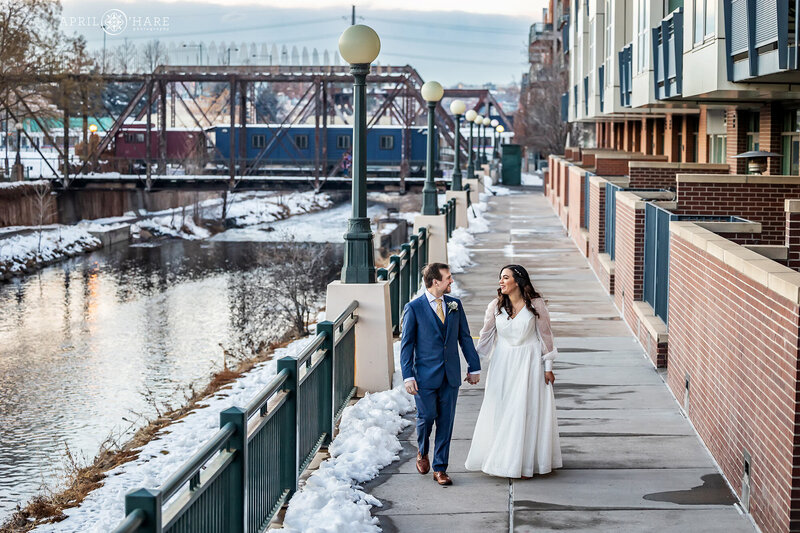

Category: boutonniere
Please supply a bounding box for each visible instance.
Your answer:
[447,301,459,312]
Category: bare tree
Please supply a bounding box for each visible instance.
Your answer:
[32,181,54,253]
[515,65,583,158]
[114,40,137,73]
[142,39,169,72]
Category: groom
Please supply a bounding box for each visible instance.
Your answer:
[400,262,481,486]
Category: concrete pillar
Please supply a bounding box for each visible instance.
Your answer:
[326,281,394,394]
[445,190,470,228]
[665,115,681,162]
[759,103,783,175]
[697,107,709,164]
[414,214,448,264]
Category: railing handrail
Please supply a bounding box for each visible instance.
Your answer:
[245,368,290,417]
[110,508,146,533]
[159,422,237,501]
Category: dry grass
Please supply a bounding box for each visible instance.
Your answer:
[0,333,298,533]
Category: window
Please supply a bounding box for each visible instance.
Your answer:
[604,0,612,70]
[124,132,145,143]
[336,135,351,149]
[294,134,308,150]
[782,110,800,175]
[589,19,596,73]
[694,0,716,44]
[252,134,266,148]
[379,135,394,150]
[637,0,649,73]
[746,112,759,152]
[708,134,727,163]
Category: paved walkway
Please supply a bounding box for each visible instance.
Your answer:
[364,190,756,532]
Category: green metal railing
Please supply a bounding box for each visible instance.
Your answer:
[377,227,429,334]
[112,301,359,533]
[440,198,456,238]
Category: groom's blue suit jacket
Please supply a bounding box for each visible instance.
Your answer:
[400,294,481,389]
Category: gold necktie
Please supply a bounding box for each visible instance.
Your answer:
[435,298,445,323]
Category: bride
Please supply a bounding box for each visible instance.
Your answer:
[464,264,562,478]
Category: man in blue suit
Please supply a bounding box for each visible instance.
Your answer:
[400,262,481,486]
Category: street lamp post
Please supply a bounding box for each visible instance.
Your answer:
[491,119,499,159]
[465,109,477,179]
[473,114,483,168]
[421,81,444,215]
[481,116,491,164]
[449,99,466,191]
[13,122,22,181]
[338,24,381,284]
[496,124,505,160]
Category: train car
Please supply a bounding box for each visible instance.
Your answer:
[210,124,434,174]
[115,124,205,163]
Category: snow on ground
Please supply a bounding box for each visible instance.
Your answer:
[0,227,101,278]
[521,170,544,187]
[282,343,414,533]
[39,335,319,533]
[0,179,50,190]
[447,198,490,274]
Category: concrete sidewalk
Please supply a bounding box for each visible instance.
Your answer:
[363,190,756,532]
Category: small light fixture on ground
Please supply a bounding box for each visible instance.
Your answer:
[731,150,783,175]
[421,80,444,216]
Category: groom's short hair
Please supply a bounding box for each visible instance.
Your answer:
[423,262,450,288]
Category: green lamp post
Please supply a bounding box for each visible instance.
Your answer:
[465,109,477,179]
[473,113,483,173]
[449,99,466,191]
[421,80,444,216]
[491,119,499,159]
[338,24,381,284]
[481,116,491,164]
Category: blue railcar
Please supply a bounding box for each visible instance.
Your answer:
[210,124,434,172]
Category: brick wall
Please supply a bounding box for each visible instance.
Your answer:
[676,176,800,245]
[668,229,800,533]
[588,176,624,295]
[628,162,729,190]
[787,201,800,271]
[760,103,783,176]
[727,108,748,174]
[594,154,669,177]
[698,107,709,164]
[568,166,589,256]
[613,195,646,323]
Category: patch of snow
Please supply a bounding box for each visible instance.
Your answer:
[40,335,319,533]
[0,227,100,278]
[521,171,543,186]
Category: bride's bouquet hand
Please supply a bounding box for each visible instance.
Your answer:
[544,371,555,385]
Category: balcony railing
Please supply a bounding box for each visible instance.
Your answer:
[652,8,684,99]
[618,43,633,107]
[562,17,570,54]
[530,22,554,44]
[561,92,569,122]
[583,76,589,115]
[723,0,800,81]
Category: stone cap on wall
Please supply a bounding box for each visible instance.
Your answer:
[595,152,668,161]
[616,190,675,210]
[677,174,800,184]
[670,221,800,304]
[785,199,800,213]
[589,175,630,188]
[629,161,729,171]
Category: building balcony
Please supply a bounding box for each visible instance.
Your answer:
[724,0,800,82]
[562,17,570,55]
[618,42,633,107]
[652,8,684,99]
[529,22,555,44]
[561,91,569,122]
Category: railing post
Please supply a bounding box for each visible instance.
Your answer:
[400,244,410,312]
[409,235,419,295]
[124,488,162,533]
[389,255,401,333]
[317,321,335,443]
[418,228,428,271]
[439,206,447,240]
[277,357,299,498]
[220,407,247,533]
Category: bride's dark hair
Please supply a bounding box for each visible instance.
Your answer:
[496,264,542,319]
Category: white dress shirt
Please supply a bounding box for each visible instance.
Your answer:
[404,291,481,383]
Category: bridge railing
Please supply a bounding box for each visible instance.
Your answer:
[378,227,429,334]
[112,301,359,533]
[440,198,456,238]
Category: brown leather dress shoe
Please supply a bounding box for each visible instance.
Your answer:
[433,471,453,485]
[416,453,430,475]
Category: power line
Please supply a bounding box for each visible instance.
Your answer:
[380,33,523,52]
[380,51,526,67]
[368,16,529,36]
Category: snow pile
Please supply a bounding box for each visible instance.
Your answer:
[521,171,544,186]
[0,227,101,279]
[0,179,51,191]
[282,343,415,533]
[42,336,318,532]
[131,213,211,240]
[447,228,476,274]
[224,191,332,227]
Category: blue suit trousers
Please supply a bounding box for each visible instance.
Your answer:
[415,382,459,472]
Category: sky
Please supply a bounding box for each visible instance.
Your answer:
[60,0,546,86]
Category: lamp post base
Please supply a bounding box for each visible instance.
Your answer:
[341,217,376,284]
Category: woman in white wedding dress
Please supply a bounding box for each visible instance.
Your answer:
[464,264,562,478]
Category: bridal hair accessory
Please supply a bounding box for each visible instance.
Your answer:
[447,301,459,312]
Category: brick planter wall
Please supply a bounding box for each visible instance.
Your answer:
[787,201,800,271]
[668,224,800,533]
[568,165,589,256]
[613,194,646,322]
[676,176,800,245]
[627,162,729,190]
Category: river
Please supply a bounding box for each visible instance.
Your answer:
[0,201,394,519]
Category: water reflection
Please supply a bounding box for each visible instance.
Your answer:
[0,239,342,517]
